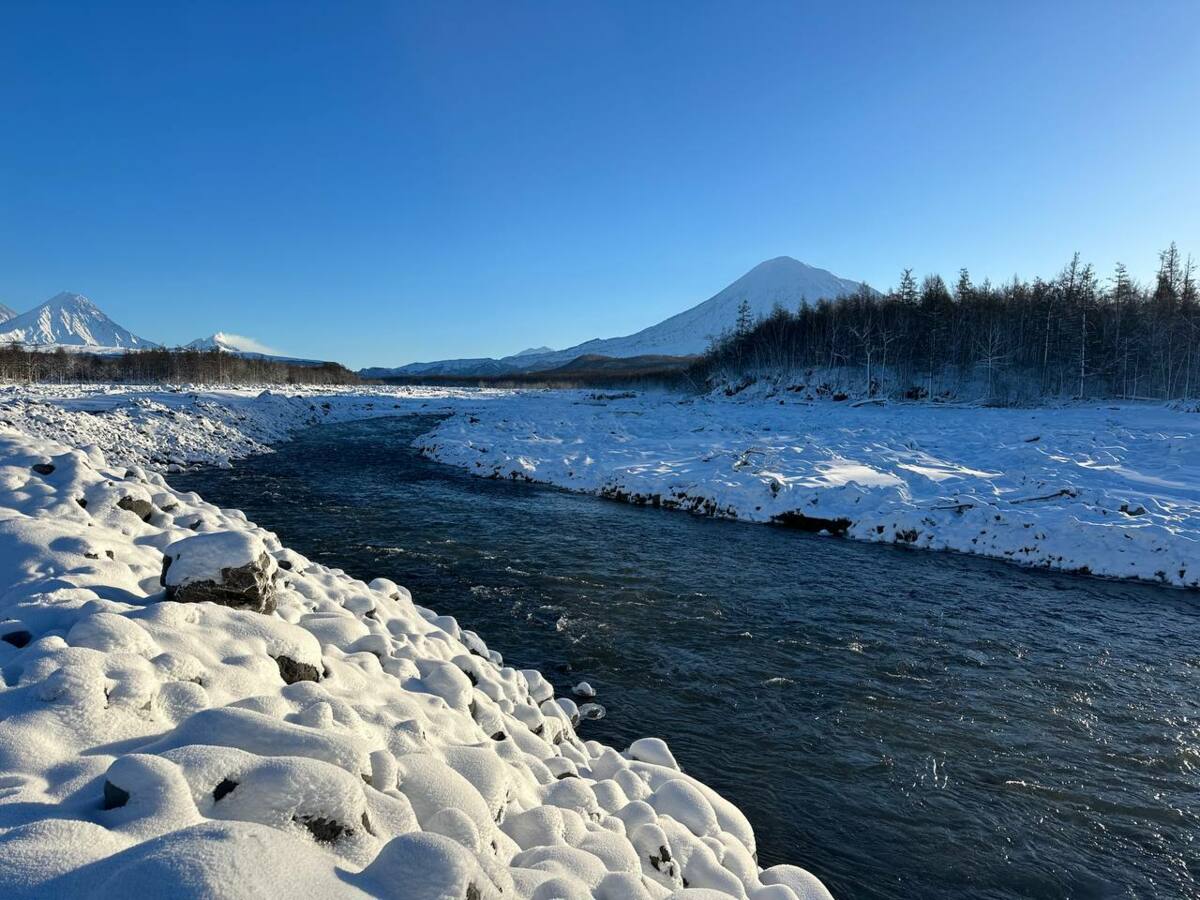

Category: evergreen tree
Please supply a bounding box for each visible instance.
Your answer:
[735,298,752,337]
[955,268,973,302]
[898,268,918,306]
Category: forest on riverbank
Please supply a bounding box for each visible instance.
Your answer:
[694,244,1198,402]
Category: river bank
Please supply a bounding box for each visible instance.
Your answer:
[174,415,1200,900]
[418,389,1200,588]
[5,384,1197,589]
[0,386,834,898]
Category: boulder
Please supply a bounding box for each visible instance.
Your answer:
[160,532,277,615]
[273,654,322,684]
[117,496,155,522]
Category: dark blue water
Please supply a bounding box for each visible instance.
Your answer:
[172,416,1200,900]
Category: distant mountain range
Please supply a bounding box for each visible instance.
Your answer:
[3,257,867,376]
[0,294,311,363]
[363,257,866,378]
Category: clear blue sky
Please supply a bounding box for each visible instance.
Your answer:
[1,1,1196,367]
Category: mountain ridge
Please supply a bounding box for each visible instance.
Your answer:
[0,292,157,349]
[183,332,332,367]
[367,256,866,376]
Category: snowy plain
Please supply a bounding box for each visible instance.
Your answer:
[1,381,1197,899]
[0,383,833,899]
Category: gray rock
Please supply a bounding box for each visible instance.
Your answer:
[160,533,277,615]
[103,779,130,810]
[273,654,321,684]
[117,496,154,521]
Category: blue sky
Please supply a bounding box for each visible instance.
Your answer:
[1,1,1196,368]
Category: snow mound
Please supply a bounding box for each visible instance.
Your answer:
[0,422,827,898]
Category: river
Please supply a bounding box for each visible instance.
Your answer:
[171,415,1200,900]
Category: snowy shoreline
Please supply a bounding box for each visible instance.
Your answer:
[417,388,1200,590]
[2,381,1197,896]
[0,384,834,899]
[5,383,1199,590]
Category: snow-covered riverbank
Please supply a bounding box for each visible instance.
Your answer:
[419,389,1200,589]
[2,380,1197,896]
[0,383,492,471]
[0,386,833,899]
[6,383,1199,590]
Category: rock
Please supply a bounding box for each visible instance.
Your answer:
[273,654,321,684]
[102,780,130,810]
[294,814,352,844]
[32,462,55,475]
[212,778,238,801]
[572,681,596,698]
[117,496,155,521]
[160,532,278,615]
[1,629,32,648]
[628,737,679,770]
[579,702,606,721]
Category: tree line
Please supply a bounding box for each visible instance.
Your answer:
[693,243,1198,402]
[0,345,360,386]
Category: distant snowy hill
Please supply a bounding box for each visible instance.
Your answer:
[0,292,157,350]
[367,257,866,377]
[360,357,516,379]
[185,332,273,354]
[0,303,16,323]
[184,332,330,367]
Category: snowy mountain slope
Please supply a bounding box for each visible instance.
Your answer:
[0,292,157,349]
[184,333,330,367]
[517,257,865,368]
[367,257,866,376]
[0,303,16,323]
[185,332,272,354]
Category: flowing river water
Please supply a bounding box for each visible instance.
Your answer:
[172,415,1200,900]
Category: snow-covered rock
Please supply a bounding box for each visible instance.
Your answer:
[161,531,278,614]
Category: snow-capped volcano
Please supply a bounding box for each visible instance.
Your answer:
[184,332,330,367]
[522,256,865,364]
[185,332,277,355]
[369,256,867,376]
[0,292,157,349]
